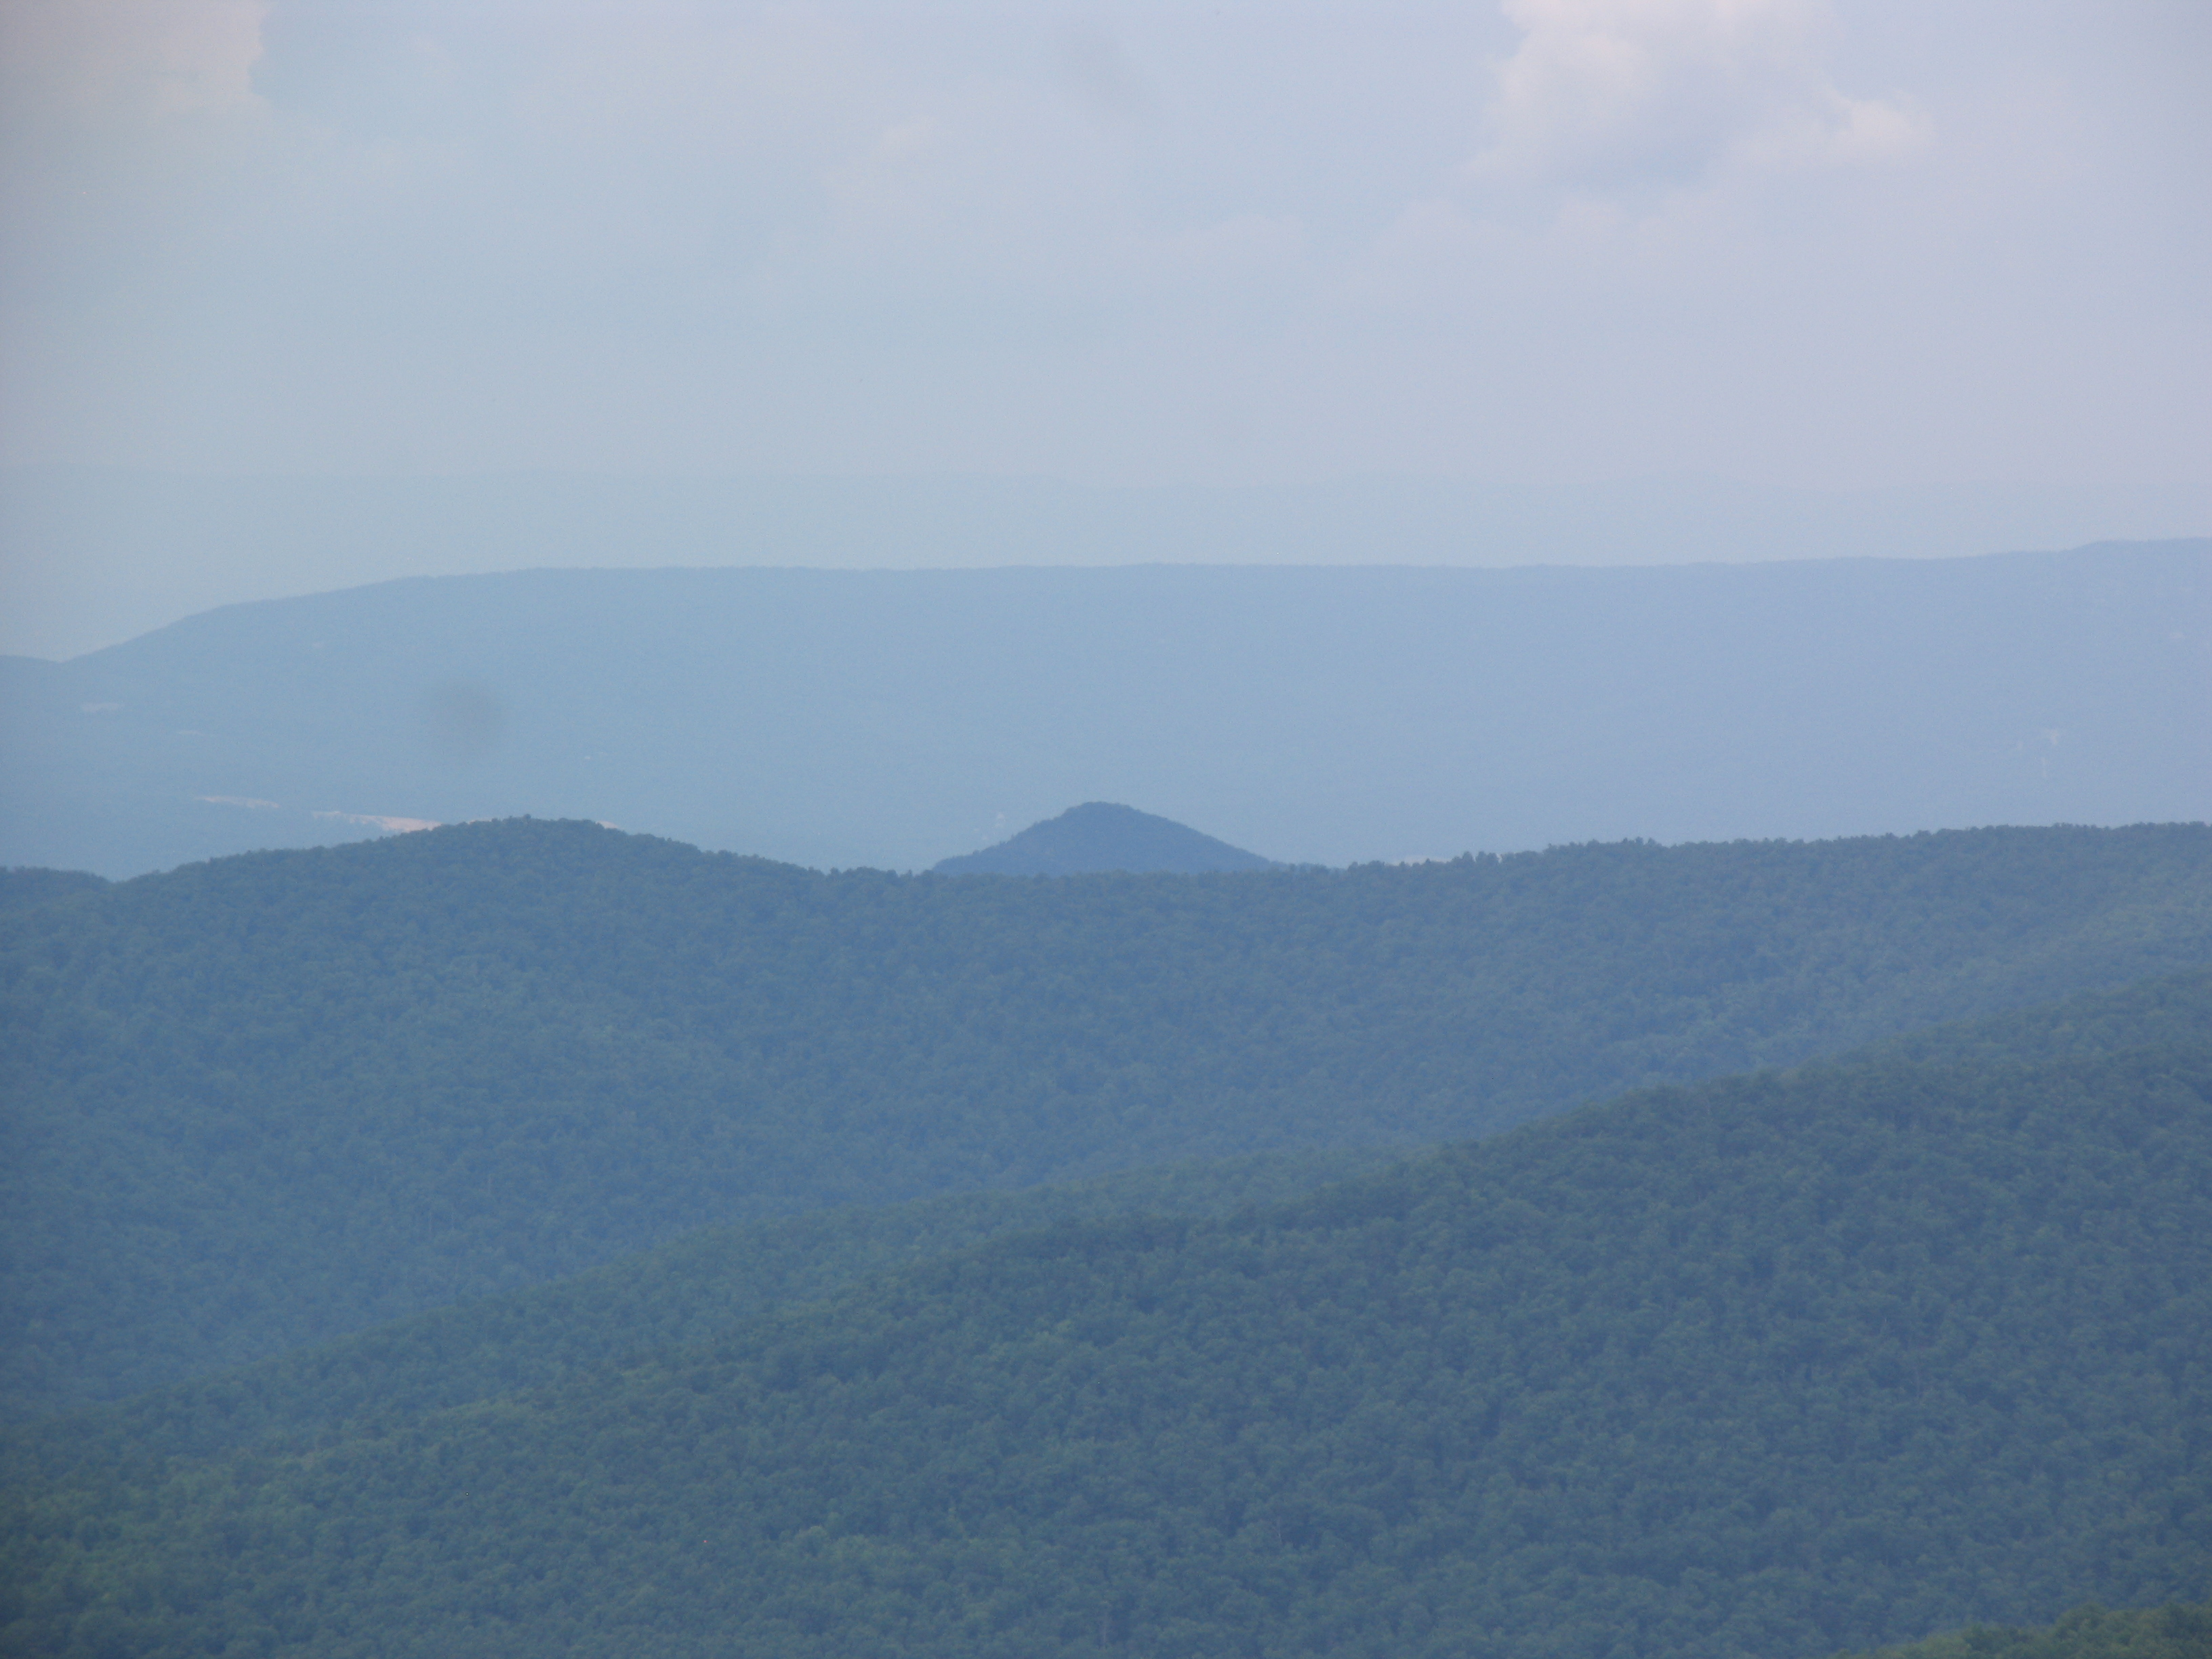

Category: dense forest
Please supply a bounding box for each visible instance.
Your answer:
[5,974,2206,1658]
[0,869,104,914]
[20,970,2204,1474]
[1836,1602,2211,1658]
[19,1145,1402,1467]
[6,817,2209,1414]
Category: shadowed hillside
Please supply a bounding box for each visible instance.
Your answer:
[1832,1602,2212,1658]
[6,975,2205,1658]
[4,817,2209,1415]
[0,869,104,912]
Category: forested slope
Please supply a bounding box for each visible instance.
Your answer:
[1834,1603,2211,1658]
[27,970,2203,1475]
[0,869,103,913]
[5,977,2205,1658]
[15,1145,1399,1467]
[5,817,2210,1413]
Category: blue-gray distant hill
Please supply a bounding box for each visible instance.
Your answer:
[1,543,2205,876]
[934,803,1277,876]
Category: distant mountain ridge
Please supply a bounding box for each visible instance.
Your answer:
[3,545,2205,877]
[934,802,1277,876]
[12,466,2211,661]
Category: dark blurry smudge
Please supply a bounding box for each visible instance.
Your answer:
[418,679,506,764]
[1059,28,1153,122]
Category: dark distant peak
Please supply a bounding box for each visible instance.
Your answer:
[0,866,109,912]
[933,802,1278,876]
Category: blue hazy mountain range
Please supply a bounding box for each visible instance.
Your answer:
[9,467,2211,661]
[935,802,1277,875]
[1,542,2205,877]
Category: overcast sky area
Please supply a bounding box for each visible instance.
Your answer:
[2,1,2209,653]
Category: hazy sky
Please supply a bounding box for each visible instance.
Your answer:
[4,0,2208,493]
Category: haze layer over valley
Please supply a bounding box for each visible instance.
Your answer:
[4,543,2204,878]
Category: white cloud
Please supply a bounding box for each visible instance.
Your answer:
[0,2,2199,497]
[1470,0,1927,196]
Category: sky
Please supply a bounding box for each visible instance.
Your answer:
[1,1,2209,652]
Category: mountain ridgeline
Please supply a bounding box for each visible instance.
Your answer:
[4,546,2205,878]
[5,818,2211,1415]
[934,802,1278,875]
[5,971,2207,1658]
[0,868,106,913]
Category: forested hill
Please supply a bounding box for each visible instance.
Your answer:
[0,868,104,912]
[5,973,2205,1658]
[18,968,2203,1471]
[4,817,2210,1415]
[7,547,2207,878]
[934,801,1278,874]
[1837,1603,2211,1658]
[24,1145,1403,1468]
